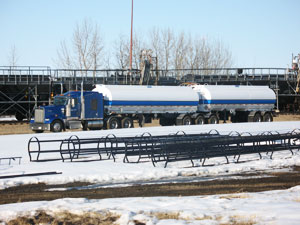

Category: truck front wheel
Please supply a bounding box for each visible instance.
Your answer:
[51,120,63,132]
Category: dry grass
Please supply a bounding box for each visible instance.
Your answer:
[150,211,214,221]
[6,210,119,225]
[150,211,181,220]
[221,215,257,225]
[148,211,257,225]
[2,209,262,225]
[294,197,300,202]
[219,193,250,200]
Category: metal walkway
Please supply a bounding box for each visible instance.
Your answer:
[0,66,296,87]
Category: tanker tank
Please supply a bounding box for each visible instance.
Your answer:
[191,85,276,113]
[93,85,199,114]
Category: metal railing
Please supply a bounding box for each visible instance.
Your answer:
[0,66,296,86]
[28,129,300,167]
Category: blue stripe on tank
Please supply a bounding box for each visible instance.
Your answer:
[104,100,199,106]
[200,99,276,104]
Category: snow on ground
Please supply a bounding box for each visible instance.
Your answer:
[0,121,300,224]
[0,186,300,224]
[0,116,17,121]
[1,121,300,189]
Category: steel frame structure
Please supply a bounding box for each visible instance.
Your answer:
[0,66,299,119]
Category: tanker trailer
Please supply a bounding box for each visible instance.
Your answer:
[92,85,199,128]
[190,84,276,124]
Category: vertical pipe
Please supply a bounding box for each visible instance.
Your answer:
[129,0,133,72]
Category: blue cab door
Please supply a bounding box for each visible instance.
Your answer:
[70,98,80,118]
[84,93,103,119]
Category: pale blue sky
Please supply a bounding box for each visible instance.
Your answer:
[0,0,299,68]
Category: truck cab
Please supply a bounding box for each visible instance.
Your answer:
[30,91,104,133]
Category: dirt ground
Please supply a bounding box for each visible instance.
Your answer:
[0,114,300,135]
[1,167,300,205]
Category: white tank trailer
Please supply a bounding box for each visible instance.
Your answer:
[93,84,276,127]
[190,85,276,123]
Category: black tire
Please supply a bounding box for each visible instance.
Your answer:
[15,112,25,122]
[51,120,63,132]
[121,117,134,128]
[208,114,219,124]
[182,115,192,125]
[263,112,273,122]
[195,115,205,125]
[253,113,262,122]
[107,117,120,129]
[34,130,44,133]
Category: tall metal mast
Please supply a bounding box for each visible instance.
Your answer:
[129,0,133,72]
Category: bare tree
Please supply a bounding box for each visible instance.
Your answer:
[173,31,188,75]
[7,45,19,67]
[56,19,104,74]
[148,27,162,69]
[113,28,232,80]
[113,34,129,69]
[131,33,144,69]
[56,40,73,69]
[113,32,144,70]
[161,28,174,70]
[185,35,233,74]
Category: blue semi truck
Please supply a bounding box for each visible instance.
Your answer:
[30,85,276,133]
[30,91,104,132]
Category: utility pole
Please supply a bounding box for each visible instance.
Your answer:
[129,0,133,84]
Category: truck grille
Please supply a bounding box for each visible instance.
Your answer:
[34,108,45,123]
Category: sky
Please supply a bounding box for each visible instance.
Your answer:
[0,0,299,68]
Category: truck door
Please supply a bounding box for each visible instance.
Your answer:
[85,93,103,119]
[70,98,80,118]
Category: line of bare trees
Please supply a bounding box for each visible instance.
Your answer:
[56,20,233,71]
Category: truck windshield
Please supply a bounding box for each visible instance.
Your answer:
[54,96,68,106]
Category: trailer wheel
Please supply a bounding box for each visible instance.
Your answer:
[121,117,134,128]
[263,112,273,122]
[208,114,219,124]
[51,120,63,132]
[195,115,205,125]
[182,115,192,125]
[107,117,120,129]
[253,113,262,122]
